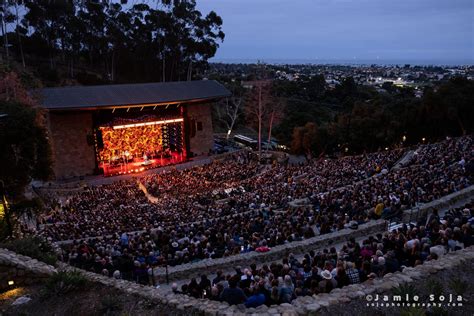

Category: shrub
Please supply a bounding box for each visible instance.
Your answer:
[44,271,88,296]
[392,283,418,303]
[0,236,57,265]
[449,278,469,296]
[426,279,444,298]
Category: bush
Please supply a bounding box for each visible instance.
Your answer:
[392,283,418,303]
[0,236,57,265]
[449,278,469,296]
[44,271,88,296]
[426,279,444,298]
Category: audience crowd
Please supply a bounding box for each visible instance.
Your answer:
[176,201,473,307]
[32,136,473,288]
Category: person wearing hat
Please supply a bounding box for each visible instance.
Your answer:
[318,270,337,293]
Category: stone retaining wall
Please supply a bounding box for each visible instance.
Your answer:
[402,185,474,222]
[295,245,474,315]
[59,244,474,315]
[152,219,387,283]
[0,248,57,291]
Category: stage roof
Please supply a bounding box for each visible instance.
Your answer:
[38,80,231,110]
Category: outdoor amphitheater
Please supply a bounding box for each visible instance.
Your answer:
[4,134,472,315]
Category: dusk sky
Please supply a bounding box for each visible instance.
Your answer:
[196,0,474,63]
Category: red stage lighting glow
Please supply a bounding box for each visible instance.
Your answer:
[97,117,186,177]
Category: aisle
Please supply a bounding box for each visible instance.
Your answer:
[137,180,159,204]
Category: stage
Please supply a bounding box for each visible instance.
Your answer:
[95,110,186,177]
[100,152,186,177]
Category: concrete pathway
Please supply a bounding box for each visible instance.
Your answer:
[392,148,417,170]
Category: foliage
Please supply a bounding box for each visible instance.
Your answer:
[0,71,53,200]
[2,0,225,83]
[277,76,474,156]
[426,279,444,298]
[291,122,321,156]
[44,271,88,297]
[0,101,52,199]
[0,70,52,238]
[392,283,418,303]
[0,236,57,265]
[449,278,469,296]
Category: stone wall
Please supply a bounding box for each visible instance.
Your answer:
[48,111,96,179]
[307,245,474,315]
[152,220,387,283]
[58,244,474,316]
[0,248,57,291]
[186,102,214,156]
[402,185,474,222]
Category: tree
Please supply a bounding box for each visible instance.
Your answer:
[13,0,25,68]
[291,122,320,157]
[0,0,15,64]
[0,72,52,201]
[16,0,225,83]
[245,80,272,157]
[215,83,244,139]
[0,71,53,238]
[266,93,285,150]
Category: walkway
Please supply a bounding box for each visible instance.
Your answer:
[137,180,159,204]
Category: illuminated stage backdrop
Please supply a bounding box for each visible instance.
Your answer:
[96,117,185,176]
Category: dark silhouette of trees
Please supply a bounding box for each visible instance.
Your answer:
[278,76,473,156]
[0,71,53,238]
[2,0,224,84]
[0,71,52,198]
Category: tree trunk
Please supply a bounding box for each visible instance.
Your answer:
[267,110,275,151]
[60,36,66,62]
[1,10,8,64]
[169,59,175,82]
[15,3,25,68]
[187,60,192,81]
[70,57,74,78]
[258,85,262,158]
[111,50,116,82]
[162,57,166,82]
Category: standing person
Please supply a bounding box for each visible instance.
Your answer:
[278,275,294,303]
[199,274,212,298]
[220,276,247,305]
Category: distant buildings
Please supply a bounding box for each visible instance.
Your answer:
[207,63,473,92]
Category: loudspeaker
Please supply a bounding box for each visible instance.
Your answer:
[96,130,104,149]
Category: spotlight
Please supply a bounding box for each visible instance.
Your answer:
[8,280,14,286]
